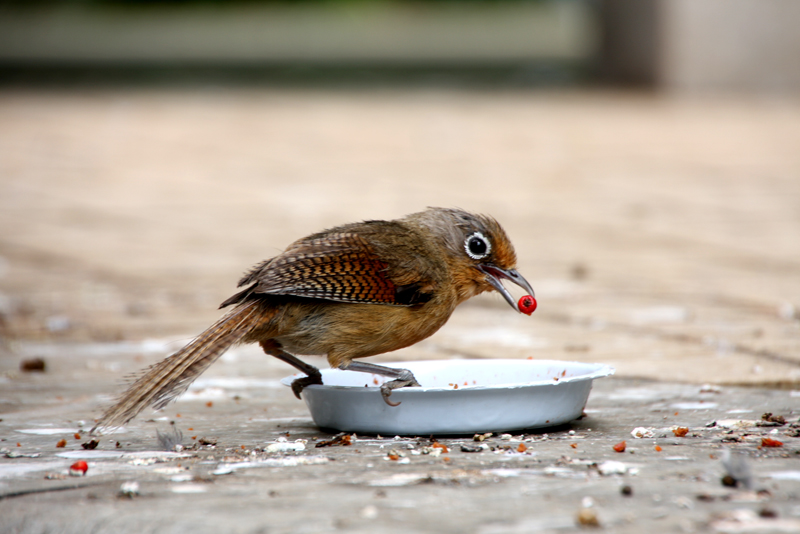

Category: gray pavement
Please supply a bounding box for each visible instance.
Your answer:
[2,341,800,533]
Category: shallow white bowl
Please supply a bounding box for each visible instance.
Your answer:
[281,359,614,435]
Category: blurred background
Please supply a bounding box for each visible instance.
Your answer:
[0,0,798,388]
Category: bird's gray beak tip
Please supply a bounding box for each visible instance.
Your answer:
[479,265,535,312]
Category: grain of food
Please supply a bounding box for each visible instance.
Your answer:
[672,427,689,437]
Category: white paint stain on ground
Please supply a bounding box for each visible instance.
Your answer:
[189,377,283,390]
[56,450,194,460]
[170,484,208,494]
[16,428,78,435]
[768,471,800,481]
[212,455,330,475]
[671,402,718,410]
[176,387,228,401]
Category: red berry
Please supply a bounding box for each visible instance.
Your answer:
[613,441,626,453]
[69,460,88,476]
[518,295,537,315]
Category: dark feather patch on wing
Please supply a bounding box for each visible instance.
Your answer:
[394,283,434,306]
[229,232,426,306]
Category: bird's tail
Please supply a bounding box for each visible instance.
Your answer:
[91,300,265,434]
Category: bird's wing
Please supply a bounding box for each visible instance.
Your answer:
[226,225,438,307]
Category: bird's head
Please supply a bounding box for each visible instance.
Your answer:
[412,208,535,311]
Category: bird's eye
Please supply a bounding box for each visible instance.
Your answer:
[464,232,491,260]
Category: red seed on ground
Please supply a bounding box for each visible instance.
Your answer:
[761,437,783,448]
[518,295,537,315]
[613,441,626,453]
[69,460,88,476]
[432,442,449,453]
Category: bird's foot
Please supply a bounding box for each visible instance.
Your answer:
[336,361,420,406]
[291,370,323,399]
[379,369,421,407]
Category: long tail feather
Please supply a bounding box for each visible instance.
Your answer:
[91,300,264,434]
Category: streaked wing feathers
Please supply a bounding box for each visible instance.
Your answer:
[241,231,431,305]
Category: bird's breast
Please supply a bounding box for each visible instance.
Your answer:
[270,296,456,366]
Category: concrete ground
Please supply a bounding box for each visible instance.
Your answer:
[0,87,799,532]
[2,343,800,533]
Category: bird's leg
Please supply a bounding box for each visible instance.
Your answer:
[259,340,322,399]
[338,360,420,407]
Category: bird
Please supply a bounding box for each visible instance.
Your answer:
[91,207,535,433]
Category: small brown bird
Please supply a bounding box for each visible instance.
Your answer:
[92,208,534,433]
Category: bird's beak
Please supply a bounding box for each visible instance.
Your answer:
[478,265,535,312]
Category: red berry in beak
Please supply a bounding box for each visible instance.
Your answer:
[69,460,88,476]
[518,295,537,315]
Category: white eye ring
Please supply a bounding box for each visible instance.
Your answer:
[464,231,491,260]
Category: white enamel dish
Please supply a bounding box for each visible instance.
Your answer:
[281,359,615,435]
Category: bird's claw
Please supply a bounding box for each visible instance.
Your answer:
[291,371,323,399]
[380,377,421,407]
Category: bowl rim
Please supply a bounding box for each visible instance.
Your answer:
[280,359,615,393]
